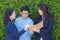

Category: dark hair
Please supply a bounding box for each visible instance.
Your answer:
[3,8,14,25]
[21,6,30,12]
[38,3,49,24]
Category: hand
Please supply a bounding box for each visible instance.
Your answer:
[34,28,40,33]
[36,21,43,29]
[24,24,29,30]
[28,25,35,31]
[28,21,43,32]
[28,25,40,33]
[34,29,40,33]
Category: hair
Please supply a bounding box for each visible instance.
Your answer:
[38,3,49,24]
[21,6,30,12]
[3,8,14,25]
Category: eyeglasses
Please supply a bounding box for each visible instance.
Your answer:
[22,13,28,14]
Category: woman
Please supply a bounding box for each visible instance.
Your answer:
[35,3,54,40]
[25,3,54,40]
[3,8,27,40]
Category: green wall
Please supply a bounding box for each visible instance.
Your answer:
[0,0,60,40]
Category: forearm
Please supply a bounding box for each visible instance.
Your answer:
[18,29,26,36]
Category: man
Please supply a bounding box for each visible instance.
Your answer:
[15,6,34,40]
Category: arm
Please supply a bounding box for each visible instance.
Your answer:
[29,21,43,32]
[15,19,26,36]
[17,29,26,36]
[40,17,54,35]
[6,22,26,37]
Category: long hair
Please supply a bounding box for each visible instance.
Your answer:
[38,3,49,24]
[3,8,14,25]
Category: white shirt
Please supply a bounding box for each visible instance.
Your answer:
[40,37,43,40]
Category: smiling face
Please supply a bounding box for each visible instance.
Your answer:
[21,10,29,19]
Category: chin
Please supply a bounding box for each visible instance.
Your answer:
[14,17,16,19]
[40,14,43,15]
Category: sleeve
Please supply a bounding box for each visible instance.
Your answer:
[40,17,54,35]
[6,22,26,37]
[35,16,42,24]
[35,17,39,24]
[28,20,34,36]
[18,29,26,36]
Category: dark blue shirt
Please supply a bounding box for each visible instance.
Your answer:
[35,15,54,40]
[5,20,26,40]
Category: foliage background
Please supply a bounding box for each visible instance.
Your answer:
[0,0,60,40]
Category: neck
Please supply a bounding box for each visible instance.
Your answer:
[22,17,28,20]
[10,17,13,21]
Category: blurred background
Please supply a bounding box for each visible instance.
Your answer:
[0,0,60,40]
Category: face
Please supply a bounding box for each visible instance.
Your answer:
[38,8,43,15]
[9,11,16,20]
[21,11,29,19]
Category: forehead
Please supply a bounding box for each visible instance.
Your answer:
[38,8,42,11]
[22,10,29,13]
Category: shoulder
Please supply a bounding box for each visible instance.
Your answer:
[7,21,14,26]
[35,15,42,23]
[47,15,54,23]
[5,21,14,28]
[15,17,22,21]
[35,15,42,20]
[48,15,54,21]
[28,17,33,22]
[27,17,34,24]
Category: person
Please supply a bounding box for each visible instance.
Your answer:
[15,6,34,40]
[26,3,54,40]
[35,3,54,40]
[3,8,28,40]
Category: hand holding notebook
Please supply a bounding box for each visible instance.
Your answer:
[29,21,43,32]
